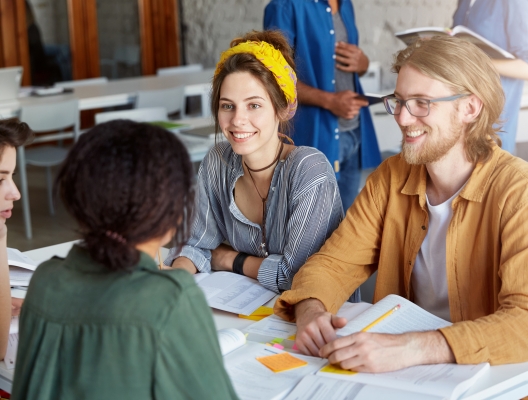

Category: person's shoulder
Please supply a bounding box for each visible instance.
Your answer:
[202,141,233,166]
[491,148,528,185]
[286,146,336,177]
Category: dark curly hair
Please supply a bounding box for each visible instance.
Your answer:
[0,118,34,160]
[54,119,195,271]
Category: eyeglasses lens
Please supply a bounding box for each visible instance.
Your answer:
[385,98,430,117]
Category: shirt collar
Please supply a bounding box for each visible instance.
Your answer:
[63,244,159,273]
[400,144,501,204]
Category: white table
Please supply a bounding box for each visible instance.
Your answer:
[2,241,528,399]
[0,69,214,117]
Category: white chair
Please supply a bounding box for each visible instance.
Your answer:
[54,77,108,88]
[17,99,80,239]
[156,64,203,76]
[94,107,213,163]
[94,107,168,125]
[135,87,185,118]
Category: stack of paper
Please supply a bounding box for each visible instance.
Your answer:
[7,248,38,287]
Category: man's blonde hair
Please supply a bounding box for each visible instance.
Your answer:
[392,36,504,164]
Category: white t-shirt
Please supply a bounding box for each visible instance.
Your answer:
[411,186,464,322]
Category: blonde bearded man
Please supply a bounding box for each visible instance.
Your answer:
[275,36,528,372]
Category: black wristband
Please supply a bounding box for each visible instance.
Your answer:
[233,252,250,275]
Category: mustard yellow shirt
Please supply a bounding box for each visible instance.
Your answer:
[275,146,528,365]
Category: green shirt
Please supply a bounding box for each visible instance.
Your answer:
[12,245,238,400]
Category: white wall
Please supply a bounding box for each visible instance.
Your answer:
[181,0,458,90]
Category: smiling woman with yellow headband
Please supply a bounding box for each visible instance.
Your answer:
[166,30,356,298]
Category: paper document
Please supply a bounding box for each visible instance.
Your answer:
[197,272,275,316]
[4,333,18,369]
[284,375,442,400]
[336,295,450,337]
[224,341,326,400]
[318,362,489,399]
[245,314,297,339]
[218,328,246,356]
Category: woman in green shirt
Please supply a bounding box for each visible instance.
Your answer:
[12,120,238,399]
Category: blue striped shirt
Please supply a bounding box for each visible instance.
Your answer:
[165,142,344,293]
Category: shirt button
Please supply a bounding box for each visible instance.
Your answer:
[334,128,339,133]
[330,29,335,35]
[335,134,339,140]
[326,7,331,12]
[271,187,275,191]
[331,79,335,84]
[422,225,426,230]
[332,54,336,59]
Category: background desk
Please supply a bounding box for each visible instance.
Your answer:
[1,241,527,399]
[0,69,214,117]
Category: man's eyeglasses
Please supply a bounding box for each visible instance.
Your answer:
[382,94,469,117]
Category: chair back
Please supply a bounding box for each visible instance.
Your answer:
[156,64,203,76]
[95,107,168,124]
[19,99,80,142]
[55,77,108,88]
[135,87,185,116]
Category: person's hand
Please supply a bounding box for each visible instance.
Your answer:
[320,331,455,373]
[294,299,348,356]
[11,297,24,317]
[335,42,369,74]
[327,90,369,119]
[211,244,238,271]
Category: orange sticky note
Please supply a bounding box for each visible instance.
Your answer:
[256,352,308,373]
[319,364,357,375]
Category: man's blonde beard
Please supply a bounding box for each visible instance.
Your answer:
[401,114,464,165]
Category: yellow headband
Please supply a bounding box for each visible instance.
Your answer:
[214,41,298,120]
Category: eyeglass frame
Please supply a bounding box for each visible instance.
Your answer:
[382,94,469,117]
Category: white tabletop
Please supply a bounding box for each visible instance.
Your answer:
[1,241,527,399]
[0,69,214,116]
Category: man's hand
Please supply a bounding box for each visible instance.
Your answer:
[294,298,348,356]
[211,244,238,271]
[320,330,455,373]
[327,91,368,119]
[335,42,369,74]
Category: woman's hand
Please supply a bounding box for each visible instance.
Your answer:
[11,298,23,317]
[211,244,238,271]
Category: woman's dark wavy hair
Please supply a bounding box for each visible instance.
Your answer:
[55,120,195,272]
[0,118,33,160]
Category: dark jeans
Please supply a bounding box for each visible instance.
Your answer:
[337,127,361,212]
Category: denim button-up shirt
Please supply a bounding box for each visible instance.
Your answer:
[264,0,381,172]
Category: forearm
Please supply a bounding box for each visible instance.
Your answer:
[297,81,334,109]
[492,59,528,80]
[0,236,11,359]
[171,256,198,274]
[405,331,455,366]
[295,298,327,322]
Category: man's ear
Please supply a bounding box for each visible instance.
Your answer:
[461,94,483,124]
